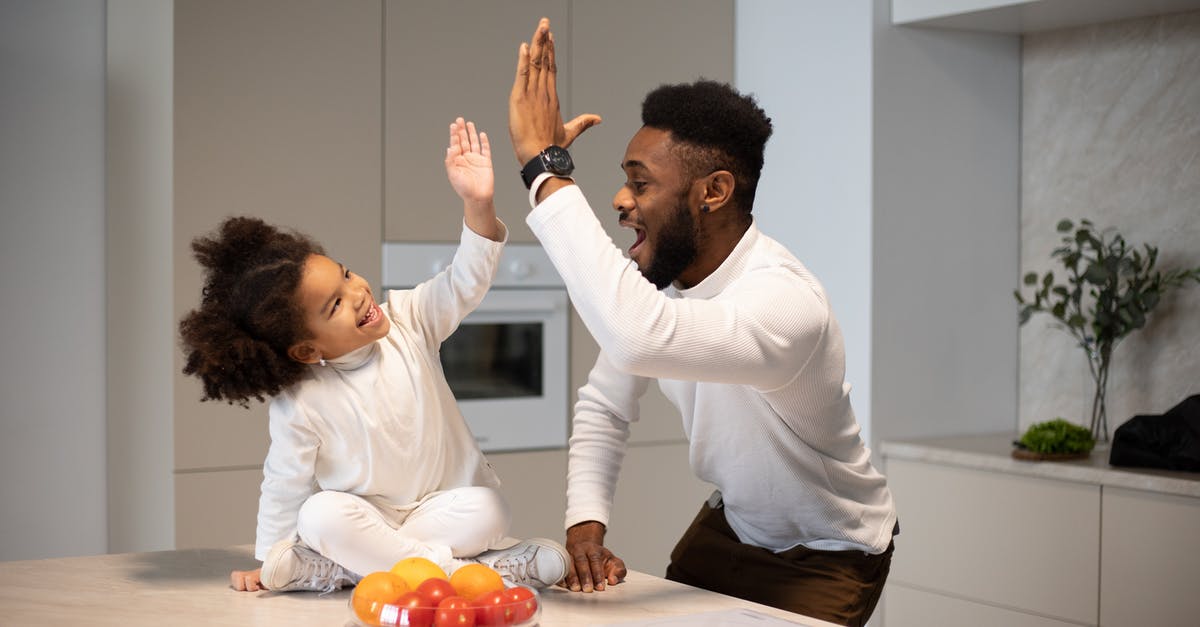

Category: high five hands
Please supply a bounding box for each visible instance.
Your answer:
[508,18,602,166]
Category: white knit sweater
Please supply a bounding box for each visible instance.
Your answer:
[254,222,504,561]
[528,185,896,554]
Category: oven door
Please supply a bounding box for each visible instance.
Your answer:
[441,288,569,452]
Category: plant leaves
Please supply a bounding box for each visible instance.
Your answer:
[1024,272,1039,286]
[1083,263,1109,285]
[1057,219,1074,232]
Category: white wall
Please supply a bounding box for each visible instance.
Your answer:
[737,0,1020,451]
[106,0,175,554]
[735,1,876,444]
[0,0,108,560]
[871,0,1020,444]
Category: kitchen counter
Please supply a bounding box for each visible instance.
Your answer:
[0,545,838,626]
[881,433,1200,498]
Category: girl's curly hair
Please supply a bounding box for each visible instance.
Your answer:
[179,216,325,406]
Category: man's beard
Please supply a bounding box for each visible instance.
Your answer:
[641,194,700,289]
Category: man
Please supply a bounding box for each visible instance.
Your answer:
[508,18,896,626]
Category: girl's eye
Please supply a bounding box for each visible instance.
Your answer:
[331,298,341,314]
[344,268,351,279]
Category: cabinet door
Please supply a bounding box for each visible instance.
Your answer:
[885,584,1087,627]
[569,0,734,249]
[174,0,383,548]
[385,0,569,243]
[1101,487,1200,626]
[565,0,734,445]
[174,0,383,473]
[886,458,1100,624]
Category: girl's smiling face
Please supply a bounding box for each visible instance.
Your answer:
[288,254,389,363]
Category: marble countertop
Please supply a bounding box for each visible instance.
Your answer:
[881,433,1200,498]
[0,545,837,627]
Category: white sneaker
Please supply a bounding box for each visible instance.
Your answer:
[261,538,357,593]
[472,538,569,589]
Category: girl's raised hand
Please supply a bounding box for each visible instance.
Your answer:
[445,117,494,207]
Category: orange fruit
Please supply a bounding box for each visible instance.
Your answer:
[389,556,449,590]
[449,563,505,600]
[351,571,409,624]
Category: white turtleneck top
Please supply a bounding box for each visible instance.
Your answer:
[528,185,896,554]
[254,222,504,561]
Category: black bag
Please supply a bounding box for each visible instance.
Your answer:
[1108,395,1200,472]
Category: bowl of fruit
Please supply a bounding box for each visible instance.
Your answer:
[349,558,540,627]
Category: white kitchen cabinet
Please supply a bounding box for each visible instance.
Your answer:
[565,0,733,447]
[885,585,1084,627]
[881,435,1200,627]
[489,441,714,578]
[173,0,383,548]
[892,0,1200,32]
[384,0,569,244]
[885,457,1100,624]
[1100,487,1200,626]
[174,468,261,550]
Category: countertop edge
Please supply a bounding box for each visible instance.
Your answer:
[880,434,1200,499]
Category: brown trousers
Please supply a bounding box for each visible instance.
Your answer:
[664,501,894,627]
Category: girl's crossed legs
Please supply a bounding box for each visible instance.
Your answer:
[296,486,510,577]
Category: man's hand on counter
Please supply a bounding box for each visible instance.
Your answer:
[564,520,627,592]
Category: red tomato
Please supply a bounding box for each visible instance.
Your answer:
[434,596,476,627]
[416,577,457,607]
[472,590,515,626]
[392,591,434,627]
[502,587,537,623]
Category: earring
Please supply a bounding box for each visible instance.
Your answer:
[319,358,327,367]
[700,204,710,213]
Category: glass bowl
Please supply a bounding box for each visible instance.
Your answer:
[349,582,540,627]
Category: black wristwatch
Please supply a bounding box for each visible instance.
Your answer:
[520,145,575,189]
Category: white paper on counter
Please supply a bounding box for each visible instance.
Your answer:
[594,608,814,627]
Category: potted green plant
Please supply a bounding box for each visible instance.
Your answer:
[1014,219,1200,442]
[1013,418,1095,460]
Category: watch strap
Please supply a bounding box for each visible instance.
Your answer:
[529,172,573,207]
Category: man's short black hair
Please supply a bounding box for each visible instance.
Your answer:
[641,80,773,214]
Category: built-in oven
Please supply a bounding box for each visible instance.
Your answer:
[382,242,568,452]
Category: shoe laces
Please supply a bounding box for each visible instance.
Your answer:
[295,549,353,593]
[489,546,539,584]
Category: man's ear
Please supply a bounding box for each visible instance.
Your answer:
[697,170,735,213]
[287,341,320,364]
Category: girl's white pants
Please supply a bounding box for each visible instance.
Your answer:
[295,486,510,577]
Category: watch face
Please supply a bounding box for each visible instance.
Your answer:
[544,146,573,173]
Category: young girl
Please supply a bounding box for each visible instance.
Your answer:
[179,118,567,593]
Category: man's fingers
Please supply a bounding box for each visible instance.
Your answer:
[511,42,529,101]
[588,553,608,591]
[537,29,554,96]
[563,114,602,148]
[607,556,628,584]
[527,19,549,93]
[572,552,595,592]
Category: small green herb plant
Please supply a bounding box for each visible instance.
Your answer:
[1017,419,1096,455]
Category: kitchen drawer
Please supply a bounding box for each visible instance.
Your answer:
[884,584,1086,627]
[175,468,261,550]
[1101,486,1200,626]
[887,458,1099,624]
